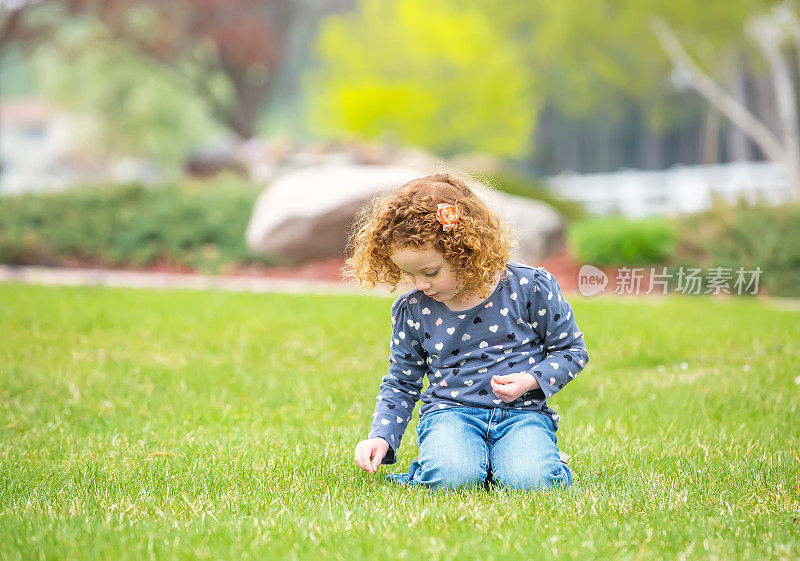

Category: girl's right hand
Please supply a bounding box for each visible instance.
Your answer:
[354,437,390,474]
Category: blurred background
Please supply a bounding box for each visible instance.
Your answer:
[1,0,799,295]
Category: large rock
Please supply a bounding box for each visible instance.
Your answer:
[485,190,565,265]
[245,165,424,263]
[245,164,564,265]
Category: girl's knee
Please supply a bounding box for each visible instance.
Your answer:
[492,461,572,492]
[424,459,487,491]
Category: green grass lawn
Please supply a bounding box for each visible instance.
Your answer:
[1,284,798,560]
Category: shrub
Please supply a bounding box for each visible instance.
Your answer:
[0,174,276,273]
[669,197,800,297]
[567,215,676,266]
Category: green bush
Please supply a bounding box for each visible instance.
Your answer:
[669,197,800,297]
[567,215,676,266]
[0,174,277,273]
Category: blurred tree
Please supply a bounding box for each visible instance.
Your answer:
[0,0,72,53]
[32,19,221,165]
[652,3,800,199]
[0,0,48,97]
[471,0,776,127]
[466,0,800,197]
[306,0,538,158]
[2,0,299,168]
[2,0,296,140]
[70,0,295,140]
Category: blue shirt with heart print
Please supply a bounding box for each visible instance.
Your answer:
[367,262,590,465]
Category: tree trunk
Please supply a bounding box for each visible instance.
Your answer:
[726,59,751,161]
[597,125,613,172]
[751,73,777,159]
[701,106,721,165]
[748,14,800,200]
[640,124,663,169]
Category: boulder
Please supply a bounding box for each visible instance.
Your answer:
[486,189,565,265]
[245,164,564,265]
[245,164,425,263]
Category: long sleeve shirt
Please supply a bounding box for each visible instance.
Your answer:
[367,262,590,465]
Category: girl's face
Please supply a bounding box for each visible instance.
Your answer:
[389,246,462,305]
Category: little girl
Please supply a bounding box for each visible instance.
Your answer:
[343,173,589,492]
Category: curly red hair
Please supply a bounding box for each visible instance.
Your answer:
[342,173,517,299]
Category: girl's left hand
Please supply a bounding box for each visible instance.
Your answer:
[490,373,538,403]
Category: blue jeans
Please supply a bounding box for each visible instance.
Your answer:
[386,407,573,492]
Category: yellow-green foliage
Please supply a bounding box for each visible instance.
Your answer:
[306,0,539,157]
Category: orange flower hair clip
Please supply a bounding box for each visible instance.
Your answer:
[436,203,460,231]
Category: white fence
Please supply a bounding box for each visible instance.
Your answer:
[544,161,792,218]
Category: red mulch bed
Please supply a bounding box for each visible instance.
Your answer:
[533,248,659,294]
[53,254,350,282]
[219,255,351,281]
[51,248,664,295]
[224,249,602,288]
